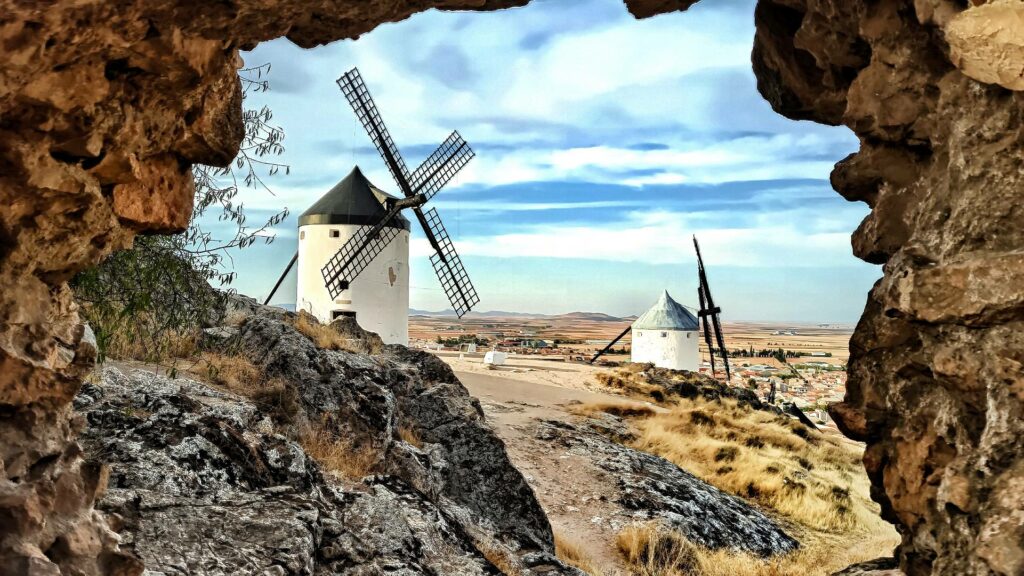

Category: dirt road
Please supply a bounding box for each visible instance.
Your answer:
[454,369,655,575]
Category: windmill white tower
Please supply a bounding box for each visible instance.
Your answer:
[630,290,700,371]
[296,166,410,345]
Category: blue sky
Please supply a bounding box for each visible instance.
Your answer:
[210,0,879,322]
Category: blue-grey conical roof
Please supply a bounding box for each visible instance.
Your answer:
[632,290,699,331]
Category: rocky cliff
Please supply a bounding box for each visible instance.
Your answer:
[0,1,1021,575]
[751,2,1024,574]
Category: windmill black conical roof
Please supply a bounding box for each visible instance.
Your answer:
[298,166,411,230]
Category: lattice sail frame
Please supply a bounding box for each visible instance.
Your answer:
[410,131,475,200]
[322,221,402,299]
[424,208,479,317]
[338,69,411,185]
[324,68,480,317]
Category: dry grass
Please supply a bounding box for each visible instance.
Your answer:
[617,521,897,576]
[103,326,200,364]
[581,394,899,576]
[398,425,423,448]
[571,400,657,419]
[555,532,605,576]
[299,425,379,480]
[623,396,874,533]
[474,540,523,575]
[197,353,300,423]
[294,313,358,352]
[617,523,699,576]
[293,312,382,354]
[198,352,263,391]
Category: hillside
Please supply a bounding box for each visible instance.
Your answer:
[76,296,808,576]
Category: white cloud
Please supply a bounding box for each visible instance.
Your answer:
[411,208,856,268]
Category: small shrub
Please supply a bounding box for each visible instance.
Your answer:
[398,425,423,448]
[714,446,739,462]
[690,410,715,426]
[300,426,378,480]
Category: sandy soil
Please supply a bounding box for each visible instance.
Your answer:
[438,351,615,393]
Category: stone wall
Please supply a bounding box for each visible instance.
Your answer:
[0,0,1020,574]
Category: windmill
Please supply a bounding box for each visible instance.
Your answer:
[694,235,731,382]
[588,235,731,383]
[264,68,480,322]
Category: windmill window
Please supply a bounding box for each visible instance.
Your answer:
[660,332,667,338]
[330,230,340,238]
[300,231,305,240]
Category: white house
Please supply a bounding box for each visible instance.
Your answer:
[631,290,700,371]
[295,166,410,345]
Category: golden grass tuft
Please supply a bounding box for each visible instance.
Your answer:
[299,425,379,480]
[474,540,523,575]
[616,523,698,576]
[398,425,424,448]
[294,313,359,352]
[617,521,898,576]
[293,312,383,354]
[555,532,605,576]
[197,353,300,423]
[199,351,263,392]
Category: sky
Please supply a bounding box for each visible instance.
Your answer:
[209,0,880,323]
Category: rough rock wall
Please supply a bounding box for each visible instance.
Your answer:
[750,1,1024,575]
[0,2,531,572]
[0,0,1020,574]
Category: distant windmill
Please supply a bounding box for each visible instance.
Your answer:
[588,235,732,383]
[264,68,480,324]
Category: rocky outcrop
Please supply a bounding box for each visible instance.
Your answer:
[77,366,505,575]
[2,0,1022,574]
[533,417,798,557]
[751,2,1024,575]
[221,298,560,560]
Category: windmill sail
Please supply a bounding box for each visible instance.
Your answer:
[694,236,731,382]
[424,208,479,317]
[327,68,480,318]
[410,131,474,200]
[323,220,403,298]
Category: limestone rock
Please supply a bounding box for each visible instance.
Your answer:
[946,0,1024,91]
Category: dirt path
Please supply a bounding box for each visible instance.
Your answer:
[456,369,655,575]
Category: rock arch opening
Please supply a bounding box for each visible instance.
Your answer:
[0,1,1020,574]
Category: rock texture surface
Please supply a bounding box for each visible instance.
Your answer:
[1,0,1021,574]
[751,1,1024,575]
[223,299,562,561]
[77,367,504,576]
